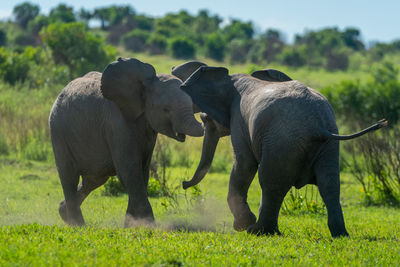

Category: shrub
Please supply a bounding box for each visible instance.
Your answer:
[0,134,9,156]
[102,176,125,196]
[147,34,167,55]
[122,29,150,52]
[282,186,325,214]
[343,128,400,206]
[228,39,249,64]
[0,30,6,46]
[23,137,50,161]
[279,46,306,67]
[205,33,225,61]
[321,62,400,124]
[170,37,195,59]
[14,31,36,46]
[0,47,30,85]
[41,22,116,78]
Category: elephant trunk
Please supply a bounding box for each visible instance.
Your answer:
[182,113,220,189]
[173,108,204,137]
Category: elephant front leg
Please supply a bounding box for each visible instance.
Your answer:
[227,155,258,231]
[118,165,155,227]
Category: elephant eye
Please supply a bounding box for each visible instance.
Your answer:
[163,108,170,113]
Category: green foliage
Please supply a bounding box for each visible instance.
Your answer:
[49,4,75,23]
[147,34,167,55]
[12,2,40,29]
[228,39,250,64]
[321,62,400,124]
[343,128,400,206]
[279,46,306,67]
[282,186,326,214]
[0,30,6,46]
[27,15,50,36]
[169,37,196,59]
[0,47,30,85]
[122,29,150,52]
[41,22,116,78]
[102,176,125,196]
[0,134,9,156]
[23,137,50,161]
[205,33,225,61]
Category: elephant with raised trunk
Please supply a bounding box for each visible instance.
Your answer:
[177,62,387,237]
[49,58,204,227]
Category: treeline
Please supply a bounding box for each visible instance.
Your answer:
[2,2,400,73]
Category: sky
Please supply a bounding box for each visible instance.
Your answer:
[1,0,399,44]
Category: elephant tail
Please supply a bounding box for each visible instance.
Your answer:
[320,119,388,141]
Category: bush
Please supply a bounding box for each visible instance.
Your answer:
[102,176,125,196]
[147,34,167,55]
[326,49,349,70]
[205,33,225,61]
[282,186,325,214]
[228,39,249,64]
[14,31,36,46]
[23,137,50,161]
[0,30,6,46]
[321,62,400,124]
[41,22,116,78]
[343,128,400,206]
[279,46,306,67]
[0,47,30,85]
[0,134,9,156]
[122,29,150,52]
[170,37,195,59]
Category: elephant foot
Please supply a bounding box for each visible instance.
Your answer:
[247,223,281,236]
[124,214,155,228]
[59,200,85,226]
[59,200,68,222]
[233,212,257,231]
[330,229,350,238]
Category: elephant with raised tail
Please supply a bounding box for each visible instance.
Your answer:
[174,62,387,237]
[49,58,204,227]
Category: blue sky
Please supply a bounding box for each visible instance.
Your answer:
[1,0,399,44]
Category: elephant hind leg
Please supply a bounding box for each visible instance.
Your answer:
[57,164,85,226]
[247,156,291,236]
[314,141,349,237]
[59,175,109,223]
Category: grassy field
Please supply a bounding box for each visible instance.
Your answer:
[1,150,400,266]
[1,52,400,266]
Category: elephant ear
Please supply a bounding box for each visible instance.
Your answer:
[171,61,207,82]
[251,69,292,82]
[181,66,235,128]
[101,57,156,121]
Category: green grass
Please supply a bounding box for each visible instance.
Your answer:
[1,52,400,266]
[1,156,400,266]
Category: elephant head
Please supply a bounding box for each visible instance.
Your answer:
[101,57,203,142]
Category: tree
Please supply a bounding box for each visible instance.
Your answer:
[170,37,195,59]
[41,22,116,78]
[222,19,254,42]
[205,33,225,61]
[122,29,150,52]
[12,2,40,29]
[0,30,6,46]
[193,10,222,35]
[49,4,75,23]
[147,34,167,54]
[342,27,365,51]
[77,8,93,26]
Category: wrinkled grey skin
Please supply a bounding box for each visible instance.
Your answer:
[49,58,203,227]
[179,65,387,237]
